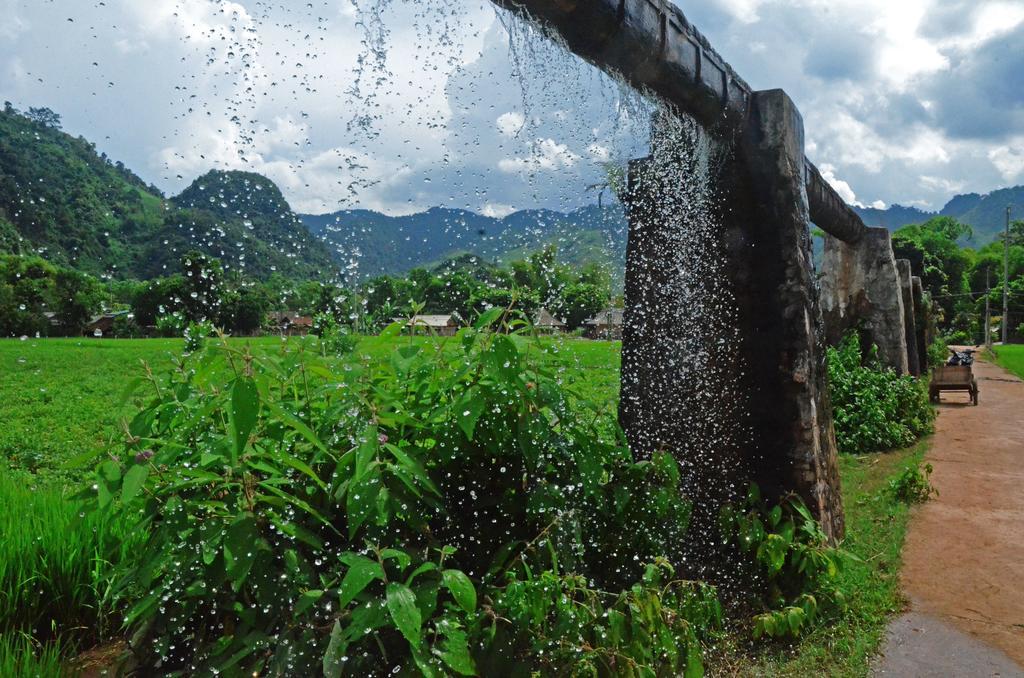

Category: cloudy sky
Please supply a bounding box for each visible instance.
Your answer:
[1,0,1022,216]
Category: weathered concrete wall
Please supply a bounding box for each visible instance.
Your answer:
[898,260,920,377]
[820,229,910,374]
[621,90,844,542]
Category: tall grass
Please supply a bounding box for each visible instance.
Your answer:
[0,634,66,678]
[0,472,138,650]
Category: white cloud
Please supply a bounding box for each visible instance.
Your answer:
[989,142,1024,183]
[819,163,860,206]
[496,111,525,138]
[481,202,515,218]
[498,138,581,174]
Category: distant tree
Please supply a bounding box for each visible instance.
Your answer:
[997,220,1024,247]
[180,251,224,323]
[52,269,103,335]
[893,216,973,331]
[219,286,269,335]
[555,282,608,330]
[26,106,62,130]
[131,275,188,326]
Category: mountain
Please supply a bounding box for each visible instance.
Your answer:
[167,170,339,280]
[854,186,1024,244]
[300,203,629,285]
[0,105,338,280]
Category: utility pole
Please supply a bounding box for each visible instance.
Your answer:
[985,266,992,348]
[1003,205,1012,345]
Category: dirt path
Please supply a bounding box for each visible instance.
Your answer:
[875,354,1024,675]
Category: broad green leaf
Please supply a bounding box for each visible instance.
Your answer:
[380,548,411,571]
[441,569,476,613]
[346,468,380,538]
[379,320,404,339]
[386,582,422,647]
[229,377,259,465]
[435,622,476,676]
[322,620,346,678]
[474,306,504,329]
[355,426,378,481]
[295,589,323,616]
[455,388,486,441]
[223,514,261,588]
[121,463,149,503]
[338,555,384,607]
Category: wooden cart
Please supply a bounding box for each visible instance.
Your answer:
[929,365,978,405]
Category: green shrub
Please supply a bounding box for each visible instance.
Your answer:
[719,484,852,639]
[93,315,708,675]
[483,560,719,676]
[313,312,358,356]
[889,463,937,504]
[827,334,934,454]
[926,335,949,369]
[943,329,972,346]
[154,314,184,338]
[183,319,214,353]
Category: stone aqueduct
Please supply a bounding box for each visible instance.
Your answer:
[491,0,932,541]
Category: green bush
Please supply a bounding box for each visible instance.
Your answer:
[890,463,938,504]
[313,312,358,356]
[183,319,214,353]
[720,484,852,639]
[943,329,973,346]
[92,315,709,675]
[926,335,949,369]
[827,334,934,454]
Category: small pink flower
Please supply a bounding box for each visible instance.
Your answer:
[135,449,155,463]
[378,433,389,444]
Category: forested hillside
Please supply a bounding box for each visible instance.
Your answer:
[300,203,628,286]
[855,186,1024,244]
[0,105,338,280]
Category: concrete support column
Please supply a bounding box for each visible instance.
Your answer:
[734,89,844,540]
[898,260,920,377]
[620,91,844,546]
[819,228,910,374]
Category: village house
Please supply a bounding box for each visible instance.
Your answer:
[402,314,461,337]
[267,311,314,336]
[84,310,130,337]
[583,308,624,340]
[533,307,566,334]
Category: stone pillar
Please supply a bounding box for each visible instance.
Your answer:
[734,89,844,540]
[819,228,909,374]
[912,277,928,374]
[897,260,920,377]
[621,91,844,545]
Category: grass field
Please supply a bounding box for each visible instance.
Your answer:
[991,344,1024,379]
[0,335,621,480]
[0,335,921,676]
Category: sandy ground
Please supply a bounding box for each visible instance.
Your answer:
[875,354,1024,675]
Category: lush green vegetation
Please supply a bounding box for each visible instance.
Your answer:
[2,332,935,676]
[726,441,928,676]
[892,215,1024,342]
[827,334,934,455]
